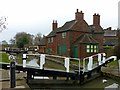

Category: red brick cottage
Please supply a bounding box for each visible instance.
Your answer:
[39,9,104,58]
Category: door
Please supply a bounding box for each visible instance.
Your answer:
[57,45,60,55]
[48,48,50,54]
[44,48,46,53]
[62,45,66,55]
[74,46,78,58]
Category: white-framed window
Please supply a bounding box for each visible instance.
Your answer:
[51,37,53,43]
[86,45,90,53]
[62,32,66,38]
[94,45,97,53]
[86,44,98,53]
[91,45,93,53]
[48,38,50,43]
[48,37,54,43]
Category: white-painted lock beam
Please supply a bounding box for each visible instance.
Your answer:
[87,56,93,71]
[102,53,106,63]
[98,54,102,65]
[40,54,45,69]
[64,57,70,72]
[23,54,26,68]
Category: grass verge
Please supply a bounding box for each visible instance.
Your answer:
[0,52,10,63]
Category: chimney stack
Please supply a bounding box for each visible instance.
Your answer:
[52,20,58,30]
[93,13,100,26]
[75,9,84,21]
[108,27,112,30]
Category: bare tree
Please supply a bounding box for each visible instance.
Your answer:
[34,33,42,45]
[9,38,16,45]
[0,16,8,32]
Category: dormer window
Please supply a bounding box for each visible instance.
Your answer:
[48,38,50,43]
[62,32,66,38]
[48,37,54,43]
[51,37,53,43]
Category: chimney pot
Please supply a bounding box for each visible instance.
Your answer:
[108,27,112,30]
[94,13,96,15]
[52,20,58,30]
[76,9,79,12]
[97,13,100,16]
[75,9,84,21]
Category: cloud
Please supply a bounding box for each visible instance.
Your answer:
[0,0,119,42]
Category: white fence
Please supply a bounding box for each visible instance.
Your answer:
[22,53,117,73]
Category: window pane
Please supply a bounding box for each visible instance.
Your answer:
[62,32,66,38]
[87,45,90,48]
[94,49,97,53]
[91,49,93,53]
[51,37,53,42]
[48,38,50,43]
[91,45,93,49]
[94,45,98,53]
[87,49,90,53]
[86,45,90,53]
[94,45,97,49]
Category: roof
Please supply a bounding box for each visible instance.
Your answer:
[47,20,76,37]
[47,29,58,37]
[104,30,117,37]
[57,20,76,33]
[74,34,99,44]
[47,19,92,37]
[47,19,104,38]
[103,39,118,46]
[89,25,104,34]
[39,36,46,46]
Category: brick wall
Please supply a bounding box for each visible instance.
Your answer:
[46,36,57,55]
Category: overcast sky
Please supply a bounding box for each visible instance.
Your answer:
[0,0,119,43]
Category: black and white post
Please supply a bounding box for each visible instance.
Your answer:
[9,55,16,88]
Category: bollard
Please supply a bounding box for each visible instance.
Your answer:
[10,61,16,88]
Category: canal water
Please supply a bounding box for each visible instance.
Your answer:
[26,59,39,67]
[27,59,120,89]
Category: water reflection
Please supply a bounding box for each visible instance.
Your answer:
[27,59,39,67]
[26,59,49,80]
